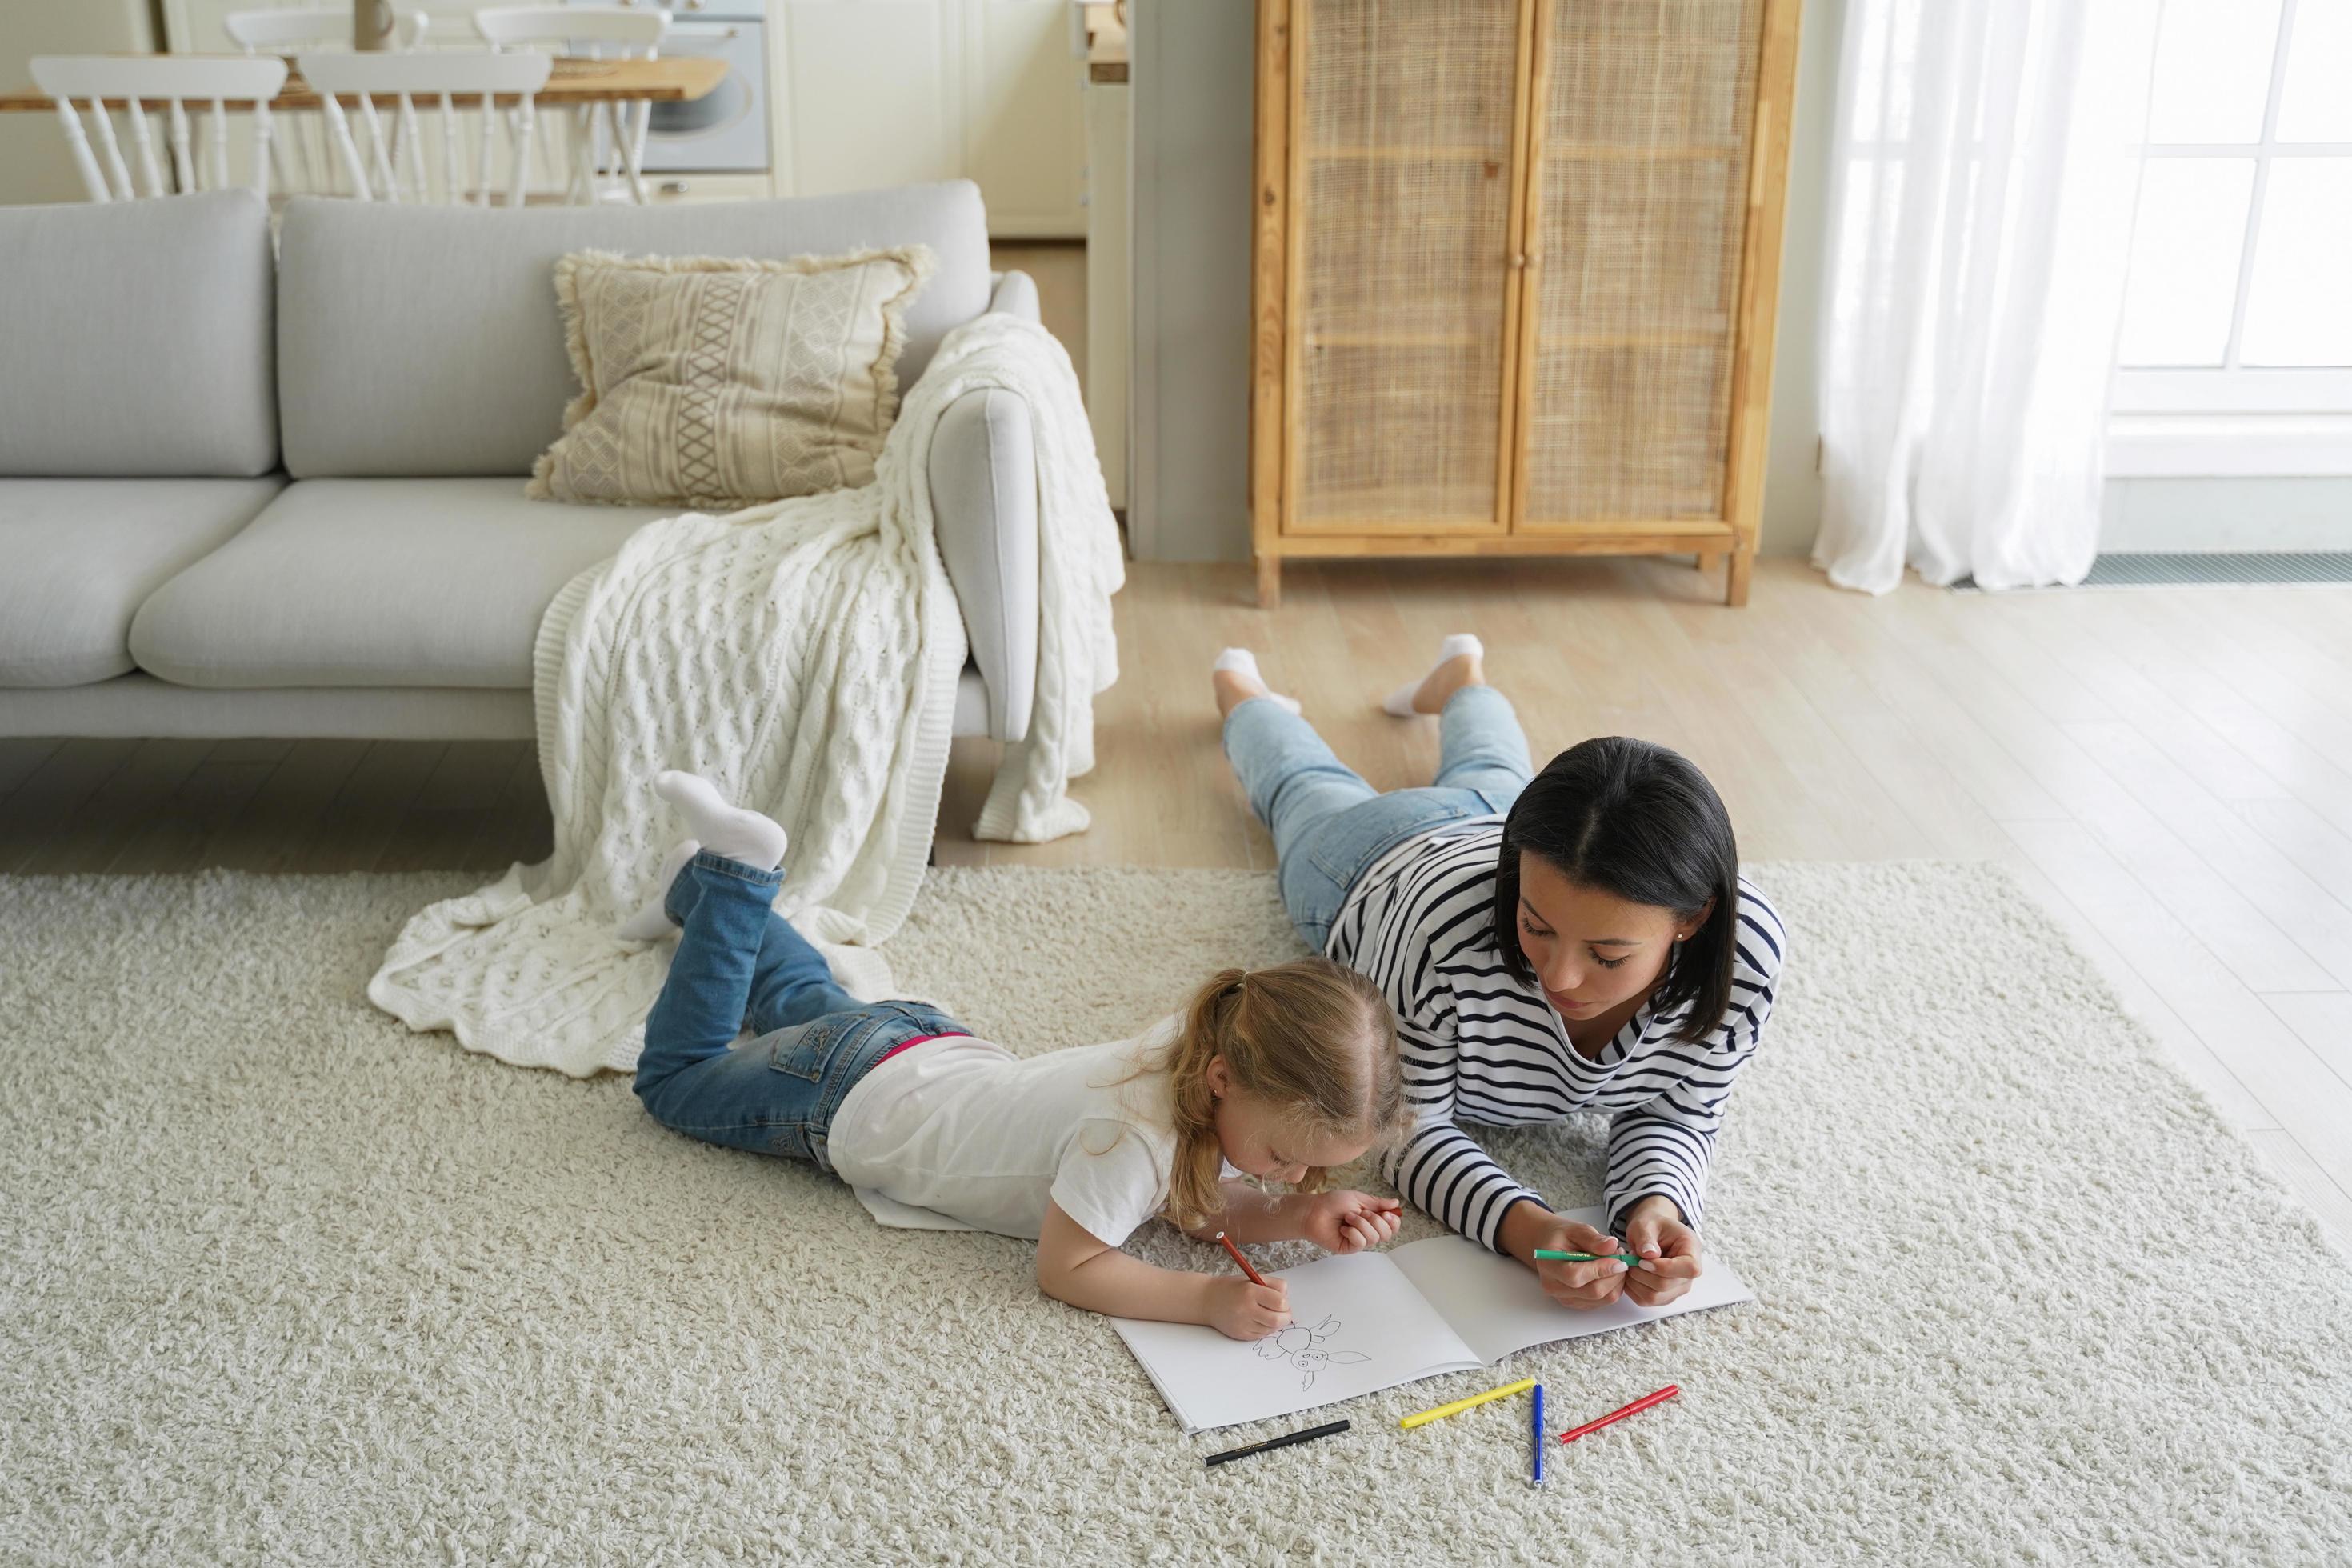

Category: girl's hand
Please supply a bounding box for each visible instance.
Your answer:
[1204,1274,1290,1340]
[1621,1197,1703,1309]
[1300,1190,1403,1254]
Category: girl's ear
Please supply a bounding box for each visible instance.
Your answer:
[1203,1054,1231,1100]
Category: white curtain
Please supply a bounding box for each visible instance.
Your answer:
[1814,0,2160,593]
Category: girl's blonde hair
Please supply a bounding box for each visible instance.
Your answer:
[1152,958,1410,1232]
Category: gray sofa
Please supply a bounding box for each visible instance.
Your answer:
[0,186,1041,744]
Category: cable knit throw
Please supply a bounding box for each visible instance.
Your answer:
[368,314,1122,1076]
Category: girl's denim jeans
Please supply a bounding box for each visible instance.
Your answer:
[1222,684,1534,951]
[634,850,967,1172]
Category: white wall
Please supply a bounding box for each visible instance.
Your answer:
[1125,0,1254,562]
[0,0,161,206]
[2103,478,2352,554]
[1757,0,1840,558]
[1127,0,1847,563]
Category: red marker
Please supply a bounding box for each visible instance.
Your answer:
[1558,1383,1679,1444]
[1214,1230,1270,1287]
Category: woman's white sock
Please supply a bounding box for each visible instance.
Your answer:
[1213,648,1302,715]
[1382,633,1486,717]
[654,770,790,871]
[615,838,702,942]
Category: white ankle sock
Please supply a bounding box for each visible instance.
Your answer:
[1214,647,1302,715]
[615,838,702,942]
[654,771,790,871]
[1383,633,1486,718]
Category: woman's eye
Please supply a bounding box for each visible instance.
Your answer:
[1593,952,1629,970]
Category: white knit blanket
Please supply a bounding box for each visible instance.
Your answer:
[366,314,1123,1076]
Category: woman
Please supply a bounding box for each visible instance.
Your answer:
[1209,636,1786,1311]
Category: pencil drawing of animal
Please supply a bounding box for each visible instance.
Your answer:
[1255,1315,1371,1390]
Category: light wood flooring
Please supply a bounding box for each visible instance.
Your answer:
[6,556,2350,1251]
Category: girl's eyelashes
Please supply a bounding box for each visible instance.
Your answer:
[1592,950,1629,970]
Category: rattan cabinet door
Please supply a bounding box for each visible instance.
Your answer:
[1514,0,1764,532]
[1285,0,1526,534]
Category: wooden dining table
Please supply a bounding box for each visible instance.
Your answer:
[0,54,726,113]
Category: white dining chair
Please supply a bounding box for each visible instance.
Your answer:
[30,55,290,202]
[295,50,554,207]
[472,6,666,204]
[225,8,433,198]
[223,6,434,52]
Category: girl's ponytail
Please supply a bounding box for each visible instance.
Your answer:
[1159,969,1250,1231]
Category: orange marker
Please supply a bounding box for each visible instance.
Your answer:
[1214,1230,1270,1287]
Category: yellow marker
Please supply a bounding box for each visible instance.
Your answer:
[1398,1377,1538,1431]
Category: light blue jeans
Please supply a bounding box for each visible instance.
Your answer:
[634,850,970,1170]
[1222,684,1534,950]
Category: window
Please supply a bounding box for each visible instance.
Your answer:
[2109,0,2352,476]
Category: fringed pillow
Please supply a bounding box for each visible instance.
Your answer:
[528,246,935,509]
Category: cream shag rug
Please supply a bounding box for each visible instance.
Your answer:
[2,862,2348,1565]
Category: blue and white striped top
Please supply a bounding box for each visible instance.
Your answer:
[1325,819,1785,1253]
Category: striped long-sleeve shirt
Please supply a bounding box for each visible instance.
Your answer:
[1326,819,1785,1253]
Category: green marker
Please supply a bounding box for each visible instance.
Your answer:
[1533,1248,1642,1266]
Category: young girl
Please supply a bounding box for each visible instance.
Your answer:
[1210,638,1786,1315]
[623,771,1412,1341]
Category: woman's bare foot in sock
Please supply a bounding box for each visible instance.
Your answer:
[1212,667,1261,718]
[1409,649,1486,714]
[1384,633,1488,717]
[1211,648,1302,718]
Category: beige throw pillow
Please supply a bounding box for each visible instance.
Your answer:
[529,246,936,509]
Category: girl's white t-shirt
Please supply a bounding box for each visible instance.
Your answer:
[826,1016,1183,1245]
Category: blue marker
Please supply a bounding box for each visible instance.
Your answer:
[1532,1382,1545,1488]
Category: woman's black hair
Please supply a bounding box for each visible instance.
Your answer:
[1494,737,1740,1046]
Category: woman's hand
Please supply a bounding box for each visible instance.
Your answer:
[1203,1274,1291,1340]
[1620,1196,1703,1308]
[1298,1190,1402,1254]
[1502,1206,1632,1310]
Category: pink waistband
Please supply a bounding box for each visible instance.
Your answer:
[868,1030,970,1072]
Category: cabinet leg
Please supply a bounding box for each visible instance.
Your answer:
[1725,549,1754,607]
[1696,550,1725,574]
[1255,553,1282,610]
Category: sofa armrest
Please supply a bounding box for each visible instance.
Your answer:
[924,270,1043,744]
[986,268,1042,323]
[929,385,1038,744]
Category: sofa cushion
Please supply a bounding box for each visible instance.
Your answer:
[128,479,675,690]
[0,191,278,477]
[276,185,992,478]
[0,478,283,687]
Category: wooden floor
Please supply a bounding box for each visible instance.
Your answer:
[6,555,2350,1250]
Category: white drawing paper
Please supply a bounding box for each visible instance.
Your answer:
[1110,1207,1754,1433]
[1112,1251,1479,1434]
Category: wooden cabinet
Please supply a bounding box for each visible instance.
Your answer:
[1250,0,1800,606]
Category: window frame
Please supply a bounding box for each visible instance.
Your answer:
[2106,0,2352,476]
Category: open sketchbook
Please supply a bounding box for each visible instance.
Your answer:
[1112,1209,1754,1434]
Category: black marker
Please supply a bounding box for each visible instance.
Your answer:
[1204,1418,1350,1467]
